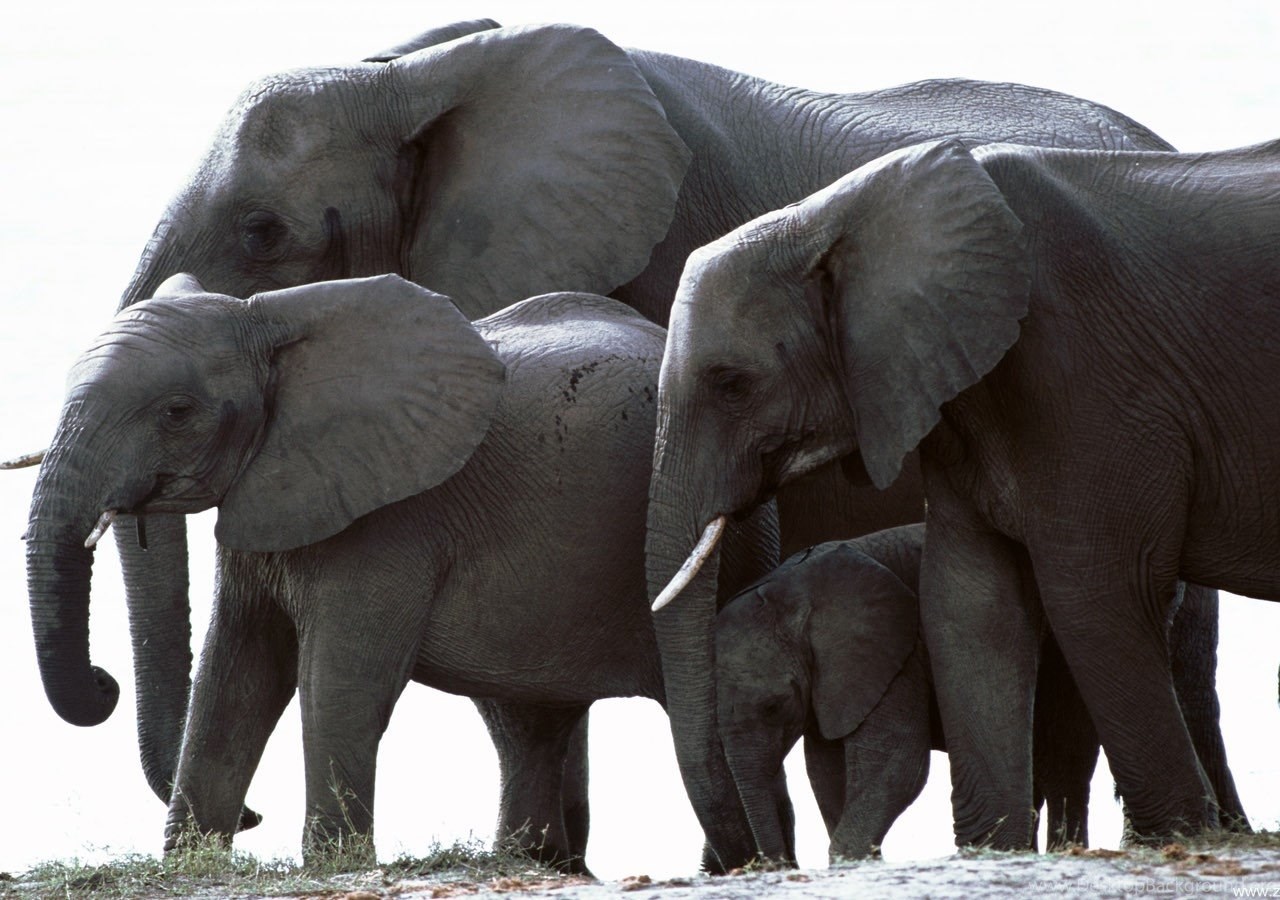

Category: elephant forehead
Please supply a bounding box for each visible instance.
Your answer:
[206,67,382,180]
[67,299,251,394]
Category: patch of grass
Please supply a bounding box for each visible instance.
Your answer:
[3,833,559,899]
[1180,828,1280,852]
[385,833,566,882]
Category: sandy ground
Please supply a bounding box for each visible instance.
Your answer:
[314,844,1280,900]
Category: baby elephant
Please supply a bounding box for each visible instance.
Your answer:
[715,524,1098,863]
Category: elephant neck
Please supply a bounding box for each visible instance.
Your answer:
[617,53,892,323]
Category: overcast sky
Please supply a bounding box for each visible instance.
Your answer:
[2,0,1278,881]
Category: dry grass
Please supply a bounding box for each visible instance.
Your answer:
[1,833,561,899]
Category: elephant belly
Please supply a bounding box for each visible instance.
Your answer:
[410,606,664,706]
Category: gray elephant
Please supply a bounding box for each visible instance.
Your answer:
[716,525,1109,862]
[648,137,1280,848]
[24,18,1192,869]
[24,273,776,866]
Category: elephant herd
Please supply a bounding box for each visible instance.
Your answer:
[13,17,1280,874]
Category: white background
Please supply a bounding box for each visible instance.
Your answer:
[1,0,1278,881]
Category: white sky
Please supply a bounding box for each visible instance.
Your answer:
[1,0,1278,881]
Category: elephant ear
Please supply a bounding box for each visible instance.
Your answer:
[216,274,505,552]
[386,24,691,316]
[363,19,501,62]
[807,543,921,741]
[804,139,1030,489]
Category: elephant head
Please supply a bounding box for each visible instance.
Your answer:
[647,140,1028,851]
[85,21,688,807]
[121,24,689,314]
[26,274,503,730]
[715,541,920,861]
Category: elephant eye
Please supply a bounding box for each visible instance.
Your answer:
[758,696,788,725]
[160,400,197,428]
[709,367,754,406]
[240,211,288,260]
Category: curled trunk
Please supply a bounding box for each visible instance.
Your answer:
[27,535,119,726]
[25,443,120,727]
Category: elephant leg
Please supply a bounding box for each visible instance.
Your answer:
[803,729,846,838]
[562,712,591,860]
[828,650,932,862]
[918,467,1041,850]
[1033,634,1099,851]
[1033,552,1216,844]
[472,698,592,875]
[165,567,296,850]
[1170,583,1250,832]
[297,592,426,863]
[771,766,798,867]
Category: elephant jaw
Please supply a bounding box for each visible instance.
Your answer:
[650,515,727,611]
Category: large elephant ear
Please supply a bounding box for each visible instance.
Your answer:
[216,274,504,552]
[806,543,921,741]
[386,24,691,316]
[363,19,501,62]
[803,139,1030,489]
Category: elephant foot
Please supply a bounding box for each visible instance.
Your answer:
[302,828,377,871]
[163,817,233,855]
[497,824,593,877]
[1119,807,1221,849]
[953,806,1036,853]
[1221,811,1253,835]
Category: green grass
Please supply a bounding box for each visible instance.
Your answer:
[1,834,563,899]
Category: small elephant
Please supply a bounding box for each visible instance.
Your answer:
[715,524,1099,862]
[650,137,1278,847]
[25,274,777,867]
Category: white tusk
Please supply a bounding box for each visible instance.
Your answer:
[84,510,118,549]
[651,516,727,612]
[1,449,46,470]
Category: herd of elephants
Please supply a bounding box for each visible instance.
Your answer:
[11,15,1280,876]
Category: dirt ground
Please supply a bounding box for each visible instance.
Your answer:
[331,844,1280,900]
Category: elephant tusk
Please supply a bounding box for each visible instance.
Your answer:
[1,449,46,470]
[84,510,118,549]
[651,515,727,612]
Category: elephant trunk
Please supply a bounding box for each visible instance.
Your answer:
[646,469,756,872]
[25,447,120,727]
[118,514,193,803]
[722,731,791,864]
[119,216,186,310]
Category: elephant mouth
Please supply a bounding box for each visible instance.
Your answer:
[106,473,222,519]
[83,475,221,549]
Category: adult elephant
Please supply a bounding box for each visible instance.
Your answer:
[646,138,1279,848]
[26,274,777,866]
[24,19,1203,866]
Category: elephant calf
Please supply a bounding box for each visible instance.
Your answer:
[25,273,777,868]
[715,524,1100,863]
